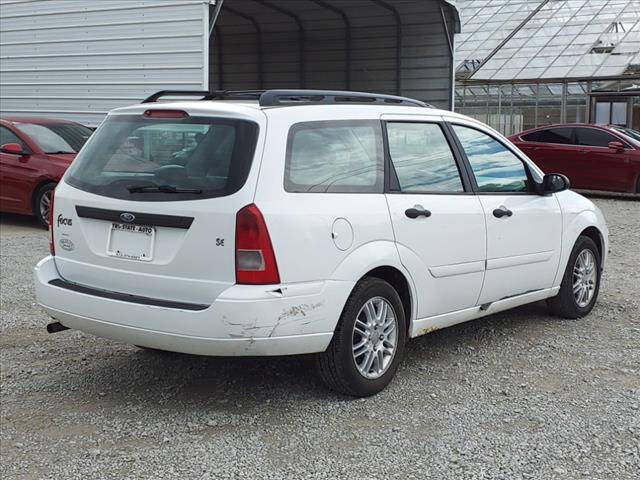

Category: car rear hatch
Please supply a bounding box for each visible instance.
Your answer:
[51,103,265,306]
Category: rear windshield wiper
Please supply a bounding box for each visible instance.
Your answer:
[127,184,203,194]
[46,151,76,154]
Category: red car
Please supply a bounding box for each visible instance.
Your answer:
[0,116,93,226]
[509,124,640,194]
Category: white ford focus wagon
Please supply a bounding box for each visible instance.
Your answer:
[35,90,608,396]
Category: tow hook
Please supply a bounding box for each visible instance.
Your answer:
[46,322,69,334]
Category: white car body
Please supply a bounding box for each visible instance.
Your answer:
[34,95,609,357]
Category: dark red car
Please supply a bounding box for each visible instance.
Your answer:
[0,116,93,226]
[509,124,640,194]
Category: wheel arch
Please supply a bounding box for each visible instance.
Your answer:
[579,225,604,262]
[30,178,57,215]
[554,208,608,287]
[361,266,412,333]
[329,240,417,331]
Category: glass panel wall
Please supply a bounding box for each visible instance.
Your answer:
[455,80,599,135]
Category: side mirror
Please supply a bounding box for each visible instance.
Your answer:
[541,173,570,194]
[608,141,625,152]
[0,142,25,156]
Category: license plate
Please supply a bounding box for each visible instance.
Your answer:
[106,223,155,262]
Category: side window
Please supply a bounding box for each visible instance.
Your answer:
[285,120,383,193]
[537,127,574,145]
[521,128,573,144]
[386,122,464,193]
[521,131,542,142]
[575,128,618,148]
[452,124,530,193]
[0,126,25,148]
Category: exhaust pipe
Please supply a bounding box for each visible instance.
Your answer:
[46,322,69,334]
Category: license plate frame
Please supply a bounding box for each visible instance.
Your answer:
[106,222,156,262]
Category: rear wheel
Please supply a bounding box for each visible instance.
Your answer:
[33,182,56,228]
[547,235,601,319]
[316,277,406,397]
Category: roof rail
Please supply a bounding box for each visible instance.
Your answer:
[259,90,429,107]
[141,89,430,108]
[141,90,264,103]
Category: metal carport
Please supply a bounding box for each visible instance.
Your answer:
[0,0,460,126]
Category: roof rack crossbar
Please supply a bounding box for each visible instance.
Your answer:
[141,89,431,108]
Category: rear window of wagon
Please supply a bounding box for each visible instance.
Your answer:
[65,114,259,201]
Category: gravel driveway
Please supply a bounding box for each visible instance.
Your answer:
[1,196,638,480]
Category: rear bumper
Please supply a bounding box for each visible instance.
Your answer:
[34,256,353,356]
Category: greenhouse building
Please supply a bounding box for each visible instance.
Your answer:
[455,0,640,136]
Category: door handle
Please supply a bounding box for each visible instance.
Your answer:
[405,206,431,219]
[492,207,513,218]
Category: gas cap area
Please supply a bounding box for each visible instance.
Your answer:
[331,218,354,251]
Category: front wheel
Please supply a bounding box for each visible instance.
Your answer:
[547,235,601,319]
[316,277,407,397]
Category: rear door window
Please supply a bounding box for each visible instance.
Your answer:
[284,120,383,193]
[575,127,619,148]
[386,122,464,193]
[526,127,574,145]
[65,114,259,201]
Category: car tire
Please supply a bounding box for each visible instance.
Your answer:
[33,182,56,228]
[316,277,407,397]
[547,235,601,319]
[636,176,640,194]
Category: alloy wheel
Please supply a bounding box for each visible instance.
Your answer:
[573,249,597,308]
[352,296,398,379]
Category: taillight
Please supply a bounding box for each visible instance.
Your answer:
[48,189,55,255]
[235,204,280,285]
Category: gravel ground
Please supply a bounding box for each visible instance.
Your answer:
[1,196,638,480]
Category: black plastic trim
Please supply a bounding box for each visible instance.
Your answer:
[141,89,430,108]
[49,279,209,311]
[76,206,193,229]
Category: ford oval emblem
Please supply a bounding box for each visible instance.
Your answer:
[120,212,135,223]
[59,238,75,252]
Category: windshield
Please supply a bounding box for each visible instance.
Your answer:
[16,122,93,153]
[612,126,640,143]
[65,114,259,201]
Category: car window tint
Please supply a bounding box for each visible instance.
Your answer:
[538,127,574,145]
[386,122,463,193]
[452,125,529,193]
[65,115,258,201]
[575,128,617,147]
[0,126,25,148]
[521,131,542,142]
[285,120,383,193]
